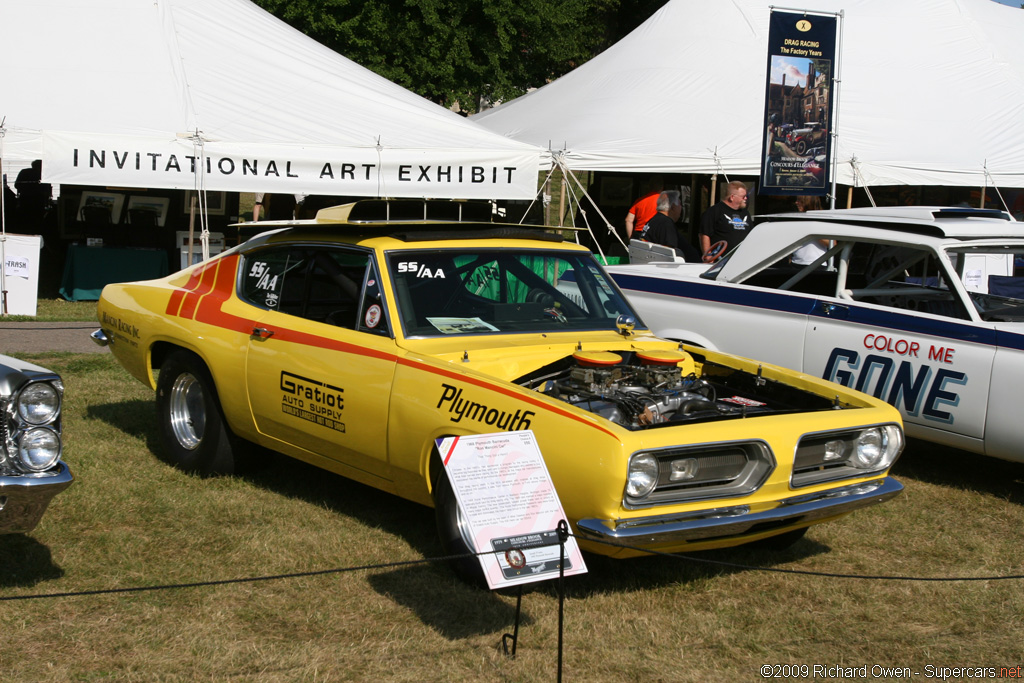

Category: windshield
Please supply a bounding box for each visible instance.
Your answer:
[947,245,1024,322]
[387,248,639,337]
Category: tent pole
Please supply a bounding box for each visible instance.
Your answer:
[561,172,569,228]
[187,196,197,268]
[710,173,718,206]
[828,10,845,210]
[846,186,853,209]
[544,169,553,226]
[0,128,8,315]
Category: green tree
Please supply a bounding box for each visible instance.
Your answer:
[252,0,664,111]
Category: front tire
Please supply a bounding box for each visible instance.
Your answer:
[434,469,487,587]
[156,350,237,476]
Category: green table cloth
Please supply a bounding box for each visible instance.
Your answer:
[60,245,169,301]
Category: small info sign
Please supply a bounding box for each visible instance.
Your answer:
[436,431,587,590]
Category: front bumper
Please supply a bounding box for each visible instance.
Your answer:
[576,477,902,549]
[0,463,74,534]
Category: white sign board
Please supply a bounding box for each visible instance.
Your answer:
[436,431,587,590]
[1,233,42,316]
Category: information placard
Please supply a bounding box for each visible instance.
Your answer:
[436,431,587,590]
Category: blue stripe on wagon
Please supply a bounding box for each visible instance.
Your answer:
[611,272,1024,351]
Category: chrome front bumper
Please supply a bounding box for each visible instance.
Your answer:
[576,477,903,547]
[0,463,74,534]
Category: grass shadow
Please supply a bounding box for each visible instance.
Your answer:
[0,535,65,588]
[87,399,443,558]
[893,438,1024,504]
[241,449,443,558]
[367,566,531,640]
[87,399,162,454]
[559,535,832,598]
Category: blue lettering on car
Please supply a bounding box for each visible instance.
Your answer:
[823,347,966,424]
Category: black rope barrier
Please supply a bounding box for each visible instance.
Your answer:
[3,531,1023,603]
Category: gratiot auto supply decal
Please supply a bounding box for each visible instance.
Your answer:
[824,332,966,425]
[280,371,345,433]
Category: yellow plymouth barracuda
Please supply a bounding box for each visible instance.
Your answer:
[93,199,904,578]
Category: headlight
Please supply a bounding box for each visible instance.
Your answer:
[852,425,903,470]
[793,423,904,487]
[17,427,62,471]
[16,381,61,425]
[626,452,659,499]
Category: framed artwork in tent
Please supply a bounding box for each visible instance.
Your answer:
[183,190,227,216]
[78,191,125,224]
[127,196,170,227]
[600,177,633,207]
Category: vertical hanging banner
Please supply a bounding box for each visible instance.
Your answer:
[759,10,837,196]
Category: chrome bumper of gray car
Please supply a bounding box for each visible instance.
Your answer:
[576,477,903,547]
[0,463,74,534]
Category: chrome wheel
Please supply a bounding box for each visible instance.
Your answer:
[168,372,206,450]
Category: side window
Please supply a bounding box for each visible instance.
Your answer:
[240,249,309,313]
[844,242,969,319]
[305,250,365,328]
[240,247,392,334]
[742,247,840,297]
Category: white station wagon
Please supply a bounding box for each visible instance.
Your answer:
[609,207,1024,462]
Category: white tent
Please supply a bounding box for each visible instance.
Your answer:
[0,0,543,200]
[474,0,1024,189]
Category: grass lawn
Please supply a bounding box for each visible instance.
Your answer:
[2,352,1023,681]
[1,298,98,322]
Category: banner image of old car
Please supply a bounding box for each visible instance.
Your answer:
[760,10,837,195]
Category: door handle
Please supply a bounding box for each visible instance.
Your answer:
[252,327,274,339]
[817,301,849,319]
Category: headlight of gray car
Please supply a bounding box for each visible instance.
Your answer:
[792,424,904,487]
[16,426,62,471]
[16,380,62,425]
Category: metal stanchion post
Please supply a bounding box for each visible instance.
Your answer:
[556,520,568,683]
[501,585,524,658]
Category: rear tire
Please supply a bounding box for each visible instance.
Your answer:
[156,350,237,476]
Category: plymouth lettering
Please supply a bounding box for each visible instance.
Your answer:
[437,383,534,430]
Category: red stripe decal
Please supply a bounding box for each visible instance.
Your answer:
[442,436,459,465]
[165,289,186,316]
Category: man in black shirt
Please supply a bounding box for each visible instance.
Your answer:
[637,191,699,261]
[699,181,750,262]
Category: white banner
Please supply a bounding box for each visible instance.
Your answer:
[42,131,541,200]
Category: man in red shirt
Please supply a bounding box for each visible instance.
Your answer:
[624,175,664,238]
